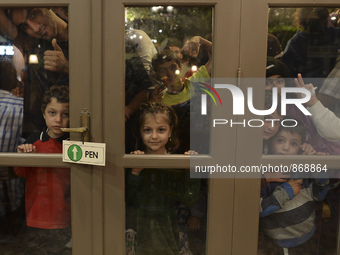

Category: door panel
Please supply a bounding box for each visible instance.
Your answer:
[0,1,99,254]
[238,1,340,255]
[104,0,240,254]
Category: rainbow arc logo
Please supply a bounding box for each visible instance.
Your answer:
[195,82,222,115]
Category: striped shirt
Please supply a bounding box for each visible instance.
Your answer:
[0,89,24,216]
[0,89,23,152]
[260,178,329,248]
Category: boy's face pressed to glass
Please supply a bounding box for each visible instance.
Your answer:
[140,113,172,154]
[43,97,69,138]
[156,60,181,87]
[271,130,302,155]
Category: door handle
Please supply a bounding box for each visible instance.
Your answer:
[60,108,90,142]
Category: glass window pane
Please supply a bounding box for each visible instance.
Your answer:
[124,6,213,154]
[125,167,208,254]
[259,7,340,255]
[124,7,212,253]
[263,7,340,159]
[0,6,71,254]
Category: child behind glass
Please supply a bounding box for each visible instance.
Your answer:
[260,120,329,254]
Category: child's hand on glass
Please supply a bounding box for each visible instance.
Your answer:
[130,150,145,175]
[17,144,37,153]
[316,151,330,155]
[301,143,316,155]
[184,150,198,155]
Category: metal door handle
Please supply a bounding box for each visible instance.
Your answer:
[60,108,90,142]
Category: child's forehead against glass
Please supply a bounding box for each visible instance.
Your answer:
[279,130,302,140]
[143,112,170,122]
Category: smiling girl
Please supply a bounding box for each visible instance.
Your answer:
[126,102,200,255]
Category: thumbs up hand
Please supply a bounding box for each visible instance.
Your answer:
[44,38,69,73]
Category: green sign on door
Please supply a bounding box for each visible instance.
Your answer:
[67,145,82,161]
[63,141,106,166]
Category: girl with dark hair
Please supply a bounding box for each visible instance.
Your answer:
[126,102,200,255]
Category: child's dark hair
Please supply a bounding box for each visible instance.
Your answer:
[153,49,181,72]
[0,60,18,91]
[41,85,69,112]
[276,118,306,144]
[132,102,179,153]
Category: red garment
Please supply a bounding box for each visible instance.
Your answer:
[182,69,195,82]
[14,130,70,229]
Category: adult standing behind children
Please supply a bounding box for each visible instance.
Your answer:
[282,8,340,89]
[14,85,71,254]
[0,7,69,75]
[0,7,70,134]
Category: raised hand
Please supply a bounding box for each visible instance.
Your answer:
[294,73,318,107]
[44,38,69,73]
[181,36,201,58]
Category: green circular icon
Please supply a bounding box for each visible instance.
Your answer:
[68,145,82,161]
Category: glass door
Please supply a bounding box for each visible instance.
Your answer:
[237,0,340,255]
[103,0,241,254]
[0,0,102,254]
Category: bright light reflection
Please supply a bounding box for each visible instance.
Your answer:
[167,6,174,12]
[191,65,198,72]
[29,54,39,64]
[0,46,14,55]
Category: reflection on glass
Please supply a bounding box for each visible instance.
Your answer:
[0,6,71,254]
[124,6,213,154]
[259,7,340,255]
